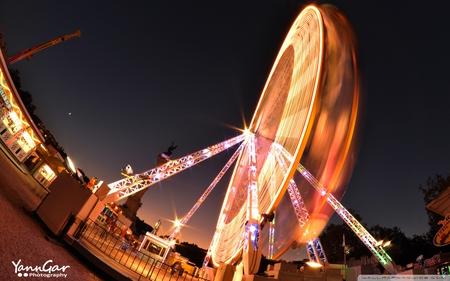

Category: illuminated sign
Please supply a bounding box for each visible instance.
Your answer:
[433,214,450,246]
[0,86,11,109]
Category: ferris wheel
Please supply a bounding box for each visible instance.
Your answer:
[105,4,397,276]
[206,4,363,274]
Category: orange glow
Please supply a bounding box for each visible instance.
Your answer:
[306,261,323,268]
[209,4,362,266]
[0,68,41,145]
[210,5,325,266]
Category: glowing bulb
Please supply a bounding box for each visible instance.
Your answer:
[174,219,183,228]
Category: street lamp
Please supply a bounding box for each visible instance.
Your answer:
[376,240,392,248]
[66,156,76,174]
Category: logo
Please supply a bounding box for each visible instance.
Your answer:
[12,259,70,278]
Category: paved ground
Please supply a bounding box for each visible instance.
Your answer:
[0,148,107,280]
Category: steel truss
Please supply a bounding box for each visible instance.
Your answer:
[168,141,247,240]
[103,132,397,275]
[275,145,396,274]
[307,238,328,265]
[107,133,247,201]
[297,163,397,274]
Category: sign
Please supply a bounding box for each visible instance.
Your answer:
[433,214,450,246]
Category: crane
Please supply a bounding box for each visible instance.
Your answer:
[8,29,81,65]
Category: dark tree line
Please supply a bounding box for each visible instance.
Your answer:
[320,174,450,267]
[419,174,450,244]
[9,68,41,124]
[174,242,207,268]
[319,211,432,267]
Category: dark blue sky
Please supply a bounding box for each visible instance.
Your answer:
[1,1,450,260]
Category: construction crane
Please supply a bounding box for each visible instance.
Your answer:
[8,29,81,65]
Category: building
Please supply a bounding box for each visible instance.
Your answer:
[0,32,62,189]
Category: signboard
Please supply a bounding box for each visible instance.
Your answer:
[433,214,450,246]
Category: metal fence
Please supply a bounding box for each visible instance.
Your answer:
[76,219,209,281]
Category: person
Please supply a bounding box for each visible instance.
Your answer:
[121,241,130,251]
[170,261,182,276]
[100,223,110,238]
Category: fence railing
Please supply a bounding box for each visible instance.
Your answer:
[75,219,209,281]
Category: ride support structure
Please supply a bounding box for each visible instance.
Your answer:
[105,133,247,202]
[242,133,262,275]
[168,141,247,240]
[100,132,397,276]
[296,163,398,274]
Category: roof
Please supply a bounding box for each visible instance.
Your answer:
[426,186,450,217]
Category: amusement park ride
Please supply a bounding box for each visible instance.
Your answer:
[98,4,398,277]
[14,4,397,279]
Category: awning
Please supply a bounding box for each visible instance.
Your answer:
[426,186,450,217]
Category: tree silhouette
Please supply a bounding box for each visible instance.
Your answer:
[319,209,432,268]
[367,225,410,266]
[319,209,371,263]
[8,68,39,121]
[419,174,450,253]
[174,242,207,268]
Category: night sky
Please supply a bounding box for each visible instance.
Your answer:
[1,1,450,261]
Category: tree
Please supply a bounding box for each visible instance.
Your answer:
[8,68,39,121]
[319,209,371,263]
[418,174,450,252]
[367,225,410,266]
[76,168,90,183]
[174,242,207,268]
[408,234,434,263]
[320,210,416,268]
[160,235,179,244]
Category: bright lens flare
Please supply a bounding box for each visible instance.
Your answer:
[174,219,183,228]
